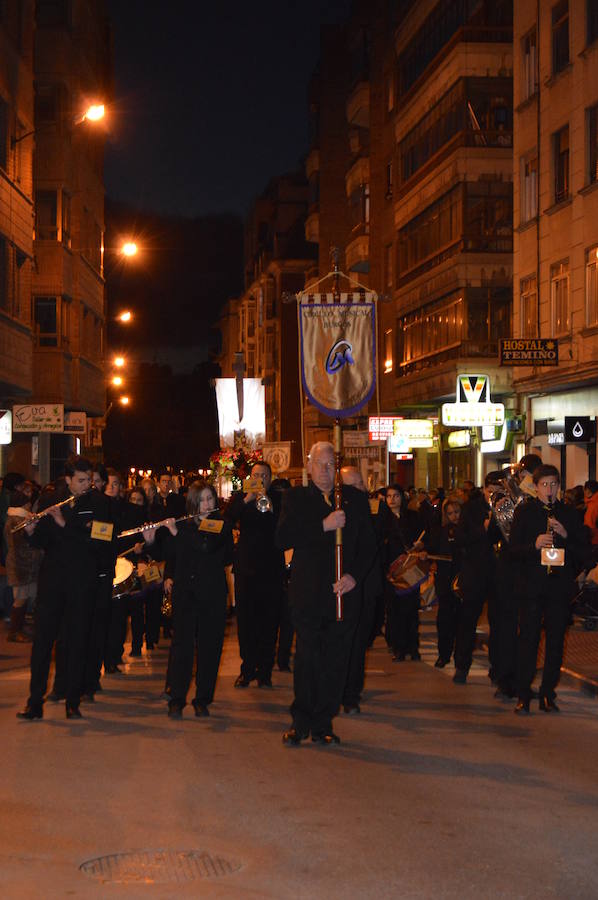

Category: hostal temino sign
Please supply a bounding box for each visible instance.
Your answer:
[499,339,559,366]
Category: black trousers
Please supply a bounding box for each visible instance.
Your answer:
[291,603,359,735]
[343,590,376,706]
[517,584,570,701]
[128,590,146,653]
[28,568,95,709]
[235,573,281,680]
[276,581,294,670]
[83,576,114,692]
[144,583,162,648]
[436,590,460,663]
[454,571,495,674]
[105,593,128,667]
[386,582,420,656]
[494,556,519,694]
[169,592,226,707]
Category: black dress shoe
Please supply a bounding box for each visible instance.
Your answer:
[257,677,273,688]
[514,698,530,715]
[311,732,341,745]
[192,701,210,717]
[17,705,43,720]
[66,706,83,719]
[234,674,251,688]
[80,693,95,703]
[434,657,448,668]
[452,669,467,684]
[343,703,360,715]
[104,664,122,675]
[282,728,309,746]
[168,704,183,719]
[539,696,560,713]
[46,692,65,702]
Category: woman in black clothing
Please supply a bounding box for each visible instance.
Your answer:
[383,484,423,661]
[145,481,233,718]
[426,498,462,668]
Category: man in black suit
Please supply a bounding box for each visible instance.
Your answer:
[276,442,376,745]
[511,464,590,713]
[226,461,284,688]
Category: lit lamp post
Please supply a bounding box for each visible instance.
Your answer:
[11,102,106,146]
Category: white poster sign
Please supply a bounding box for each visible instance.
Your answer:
[13,404,64,433]
[0,410,12,444]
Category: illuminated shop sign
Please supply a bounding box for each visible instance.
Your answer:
[393,418,434,448]
[499,339,559,366]
[369,415,401,441]
[447,430,471,449]
[442,374,505,427]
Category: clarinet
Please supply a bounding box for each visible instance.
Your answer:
[545,501,554,575]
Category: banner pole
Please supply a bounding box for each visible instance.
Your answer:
[334,417,343,621]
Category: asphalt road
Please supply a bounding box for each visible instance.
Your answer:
[2,622,598,898]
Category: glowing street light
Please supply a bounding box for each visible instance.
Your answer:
[82,104,105,122]
[119,396,130,406]
[112,375,123,386]
[114,356,125,368]
[118,311,132,323]
[122,242,138,257]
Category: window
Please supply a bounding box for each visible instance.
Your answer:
[399,295,465,366]
[520,275,537,338]
[34,297,58,346]
[552,1,569,75]
[553,126,569,203]
[589,104,598,185]
[590,0,598,45]
[0,234,7,310]
[61,191,71,246]
[386,161,393,198]
[61,297,70,346]
[521,154,538,222]
[586,246,598,326]
[551,260,570,333]
[349,183,370,230]
[522,28,537,100]
[384,243,393,290]
[35,190,57,239]
[398,185,462,278]
[384,329,393,373]
[0,97,7,171]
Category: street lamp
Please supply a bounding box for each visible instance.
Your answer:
[122,242,138,258]
[12,102,106,147]
[112,375,124,387]
[119,396,130,406]
[118,310,132,323]
[114,356,125,368]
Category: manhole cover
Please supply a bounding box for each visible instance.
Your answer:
[80,850,242,884]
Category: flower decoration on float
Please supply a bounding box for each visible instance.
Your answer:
[208,438,263,491]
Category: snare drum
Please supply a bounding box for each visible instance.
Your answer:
[112,557,137,599]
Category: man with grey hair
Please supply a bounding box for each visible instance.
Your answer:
[276,443,376,745]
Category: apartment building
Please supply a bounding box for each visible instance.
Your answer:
[513,0,598,485]
[0,1,35,475]
[216,173,317,474]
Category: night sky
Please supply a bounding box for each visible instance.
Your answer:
[104,0,353,218]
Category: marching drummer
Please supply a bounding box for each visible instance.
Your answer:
[143,481,233,718]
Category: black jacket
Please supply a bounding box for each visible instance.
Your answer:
[164,513,233,602]
[225,488,284,580]
[510,497,591,600]
[275,482,377,619]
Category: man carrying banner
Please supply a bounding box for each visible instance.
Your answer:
[275,442,376,745]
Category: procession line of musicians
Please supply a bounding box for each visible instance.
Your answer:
[10,447,592,737]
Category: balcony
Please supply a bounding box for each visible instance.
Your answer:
[305,208,320,244]
[345,155,370,199]
[398,340,499,378]
[345,231,369,273]
[346,80,370,128]
[306,148,320,180]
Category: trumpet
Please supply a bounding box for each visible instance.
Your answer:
[118,513,199,539]
[10,491,86,533]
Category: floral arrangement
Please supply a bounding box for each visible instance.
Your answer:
[209,443,263,490]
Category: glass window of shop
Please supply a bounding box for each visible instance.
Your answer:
[552,1,569,75]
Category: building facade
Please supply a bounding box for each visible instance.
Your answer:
[513,0,598,486]
[0,0,111,482]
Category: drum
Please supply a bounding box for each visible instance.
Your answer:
[112,557,137,599]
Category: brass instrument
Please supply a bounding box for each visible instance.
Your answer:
[488,467,526,542]
[256,489,273,514]
[10,490,88,533]
[117,513,198,539]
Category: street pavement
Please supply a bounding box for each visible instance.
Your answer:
[2,617,598,899]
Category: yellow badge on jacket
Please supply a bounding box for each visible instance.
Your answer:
[199,518,224,534]
[91,521,113,541]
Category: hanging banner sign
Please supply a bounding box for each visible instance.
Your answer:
[299,293,376,418]
[369,416,400,441]
[13,404,64,433]
[499,339,558,366]
[215,378,265,449]
[442,374,505,427]
[262,441,292,473]
[0,410,12,444]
